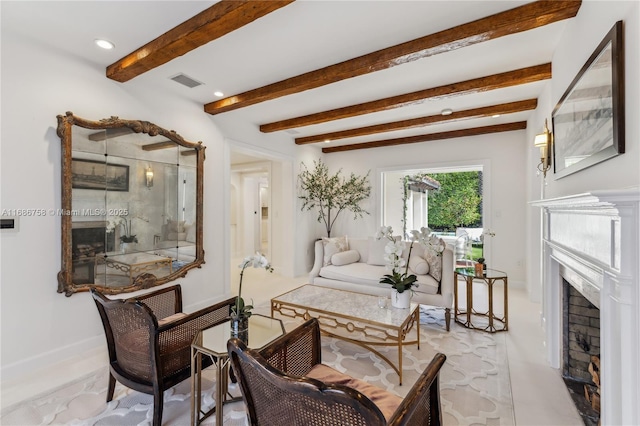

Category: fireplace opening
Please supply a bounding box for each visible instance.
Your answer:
[71,222,115,284]
[562,278,600,426]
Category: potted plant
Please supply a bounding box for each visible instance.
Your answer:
[378,226,446,308]
[376,226,418,308]
[107,216,138,253]
[231,253,273,341]
[298,159,371,237]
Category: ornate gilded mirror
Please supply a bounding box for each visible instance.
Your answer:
[57,112,205,296]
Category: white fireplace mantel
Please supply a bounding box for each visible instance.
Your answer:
[532,188,639,426]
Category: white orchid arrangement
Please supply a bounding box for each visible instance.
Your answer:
[106,214,149,244]
[232,253,273,318]
[376,226,447,294]
[376,226,417,294]
[409,227,446,257]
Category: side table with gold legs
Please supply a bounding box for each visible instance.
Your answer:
[190,314,285,425]
[454,267,508,333]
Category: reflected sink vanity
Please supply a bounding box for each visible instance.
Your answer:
[56,112,205,296]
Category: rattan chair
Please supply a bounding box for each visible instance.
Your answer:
[228,318,446,426]
[91,285,235,426]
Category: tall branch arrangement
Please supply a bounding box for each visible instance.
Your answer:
[298,159,371,237]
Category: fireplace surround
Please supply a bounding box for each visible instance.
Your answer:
[533,189,639,425]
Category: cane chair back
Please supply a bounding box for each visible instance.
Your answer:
[228,318,446,426]
[91,285,235,426]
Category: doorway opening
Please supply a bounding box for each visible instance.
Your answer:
[230,154,271,259]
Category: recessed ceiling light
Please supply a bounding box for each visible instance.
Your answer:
[214,91,224,97]
[441,108,453,116]
[324,139,331,144]
[492,114,501,118]
[94,39,115,50]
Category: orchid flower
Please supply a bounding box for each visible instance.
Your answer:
[233,252,273,318]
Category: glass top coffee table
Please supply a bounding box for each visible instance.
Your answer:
[95,252,173,284]
[271,285,420,385]
[190,314,285,426]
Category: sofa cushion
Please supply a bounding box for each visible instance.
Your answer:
[367,236,401,266]
[167,231,187,241]
[319,263,439,295]
[413,273,440,295]
[331,249,360,266]
[367,237,388,266]
[424,249,443,282]
[307,363,401,421]
[408,255,429,275]
[321,263,386,285]
[322,236,349,266]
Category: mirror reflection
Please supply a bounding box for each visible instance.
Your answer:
[58,113,204,296]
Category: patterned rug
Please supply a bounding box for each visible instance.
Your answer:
[1,306,514,425]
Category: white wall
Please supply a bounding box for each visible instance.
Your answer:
[325,130,528,287]
[526,0,640,302]
[545,1,640,198]
[0,26,234,379]
[382,171,406,235]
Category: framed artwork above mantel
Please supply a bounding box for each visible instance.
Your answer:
[552,20,625,179]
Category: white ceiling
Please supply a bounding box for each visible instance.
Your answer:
[3,1,574,159]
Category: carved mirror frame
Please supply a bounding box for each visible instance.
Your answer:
[57,112,205,296]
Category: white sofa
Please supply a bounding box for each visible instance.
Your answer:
[309,237,454,330]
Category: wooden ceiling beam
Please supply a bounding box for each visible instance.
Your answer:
[296,99,537,145]
[205,1,580,115]
[322,122,527,153]
[141,141,175,151]
[88,127,133,141]
[106,1,294,82]
[263,63,550,133]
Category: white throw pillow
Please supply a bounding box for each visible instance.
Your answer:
[408,254,430,275]
[322,236,349,266]
[331,249,360,266]
[367,237,389,266]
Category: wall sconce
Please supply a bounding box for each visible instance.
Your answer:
[534,119,553,178]
[145,166,154,188]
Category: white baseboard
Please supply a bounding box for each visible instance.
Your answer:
[1,295,227,409]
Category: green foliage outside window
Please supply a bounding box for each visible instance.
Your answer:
[426,171,482,231]
[402,171,482,233]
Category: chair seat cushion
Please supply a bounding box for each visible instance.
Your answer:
[306,363,401,421]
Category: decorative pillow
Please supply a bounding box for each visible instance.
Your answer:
[424,241,444,282]
[331,249,360,266]
[367,237,389,266]
[185,223,196,243]
[167,219,186,233]
[408,254,430,275]
[322,236,348,266]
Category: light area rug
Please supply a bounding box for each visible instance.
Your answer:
[1,306,514,426]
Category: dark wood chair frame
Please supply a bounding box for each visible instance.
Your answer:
[228,318,446,426]
[91,284,235,426]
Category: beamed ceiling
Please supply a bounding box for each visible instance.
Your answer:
[6,1,583,154]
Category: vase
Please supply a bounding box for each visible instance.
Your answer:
[230,315,249,342]
[391,289,411,309]
[121,242,136,254]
